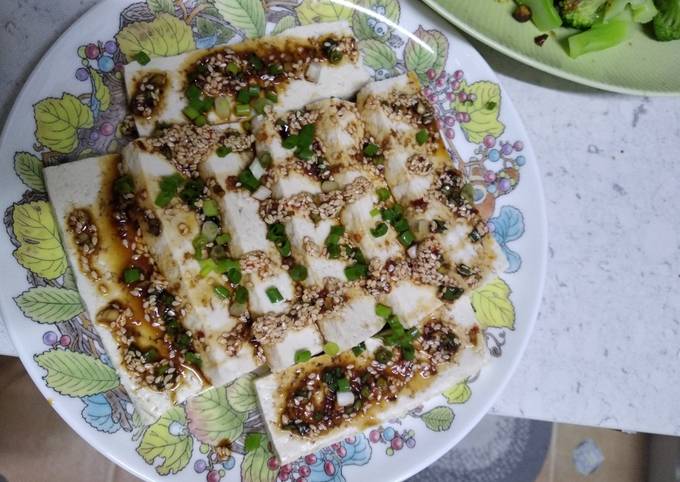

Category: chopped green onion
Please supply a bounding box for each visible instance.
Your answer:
[330,225,345,237]
[194,114,207,127]
[375,347,393,364]
[402,344,415,361]
[215,96,231,119]
[182,105,200,120]
[236,88,251,105]
[214,285,230,299]
[248,85,260,97]
[155,190,174,208]
[441,286,464,302]
[324,342,340,356]
[282,135,298,149]
[373,154,385,165]
[216,145,232,157]
[393,218,409,233]
[268,63,283,75]
[235,103,251,117]
[201,221,219,241]
[328,49,343,64]
[258,152,273,168]
[375,303,392,319]
[179,179,204,204]
[276,238,291,257]
[234,285,248,304]
[337,377,350,392]
[144,348,160,363]
[363,143,379,157]
[123,266,141,284]
[133,51,150,65]
[327,243,341,259]
[226,62,240,75]
[370,207,380,217]
[376,187,390,202]
[294,349,312,364]
[267,222,286,240]
[216,233,231,245]
[185,84,201,101]
[370,222,388,238]
[193,234,208,257]
[295,146,313,160]
[456,264,474,278]
[397,230,415,247]
[290,264,308,282]
[215,258,239,274]
[227,269,242,284]
[298,124,315,147]
[185,351,202,366]
[265,286,284,303]
[202,199,219,216]
[344,263,367,281]
[415,129,429,145]
[238,168,260,192]
[244,433,264,452]
[352,343,366,356]
[248,54,264,71]
[199,258,216,276]
[265,90,278,103]
[114,175,134,194]
[252,97,267,115]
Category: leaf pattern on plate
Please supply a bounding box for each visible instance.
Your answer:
[215,0,266,38]
[443,380,472,404]
[138,406,194,475]
[420,406,454,432]
[15,286,83,323]
[295,0,354,25]
[352,0,401,41]
[453,80,505,144]
[241,442,277,482]
[116,13,195,58]
[360,39,398,71]
[35,349,120,397]
[12,201,67,280]
[471,277,515,329]
[14,152,45,192]
[34,94,93,154]
[227,373,257,413]
[186,386,247,445]
[271,14,297,35]
[404,26,448,82]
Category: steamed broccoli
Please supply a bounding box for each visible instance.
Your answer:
[653,0,680,40]
[558,0,609,29]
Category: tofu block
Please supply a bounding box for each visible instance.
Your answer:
[125,22,370,136]
[247,267,295,316]
[381,280,441,328]
[44,155,204,422]
[262,325,324,372]
[255,310,486,463]
[315,290,383,351]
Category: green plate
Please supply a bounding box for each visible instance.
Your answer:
[423,0,680,96]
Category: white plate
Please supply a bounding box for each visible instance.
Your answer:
[0,1,547,481]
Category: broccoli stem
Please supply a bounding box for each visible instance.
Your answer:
[631,0,659,22]
[568,19,631,57]
[516,0,563,31]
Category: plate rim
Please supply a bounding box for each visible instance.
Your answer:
[422,0,680,97]
[0,1,549,480]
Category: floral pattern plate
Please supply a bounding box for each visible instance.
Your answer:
[0,1,547,481]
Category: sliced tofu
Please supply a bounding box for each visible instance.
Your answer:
[125,21,370,136]
[44,155,203,423]
[123,142,261,386]
[262,325,324,372]
[381,280,442,328]
[306,98,365,166]
[247,266,295,316]
[315,289,383,351]
[255,309,486,463]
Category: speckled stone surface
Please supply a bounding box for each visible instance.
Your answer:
[1,0,679,437]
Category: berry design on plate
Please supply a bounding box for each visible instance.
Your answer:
[276,435,371,481]
[368,426,417,456]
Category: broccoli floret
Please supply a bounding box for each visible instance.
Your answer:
[558,0,609,29]
[653,0,680,40]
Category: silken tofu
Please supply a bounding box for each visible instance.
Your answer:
[125,22,370,136]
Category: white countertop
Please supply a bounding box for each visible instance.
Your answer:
[1,0,679,437]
